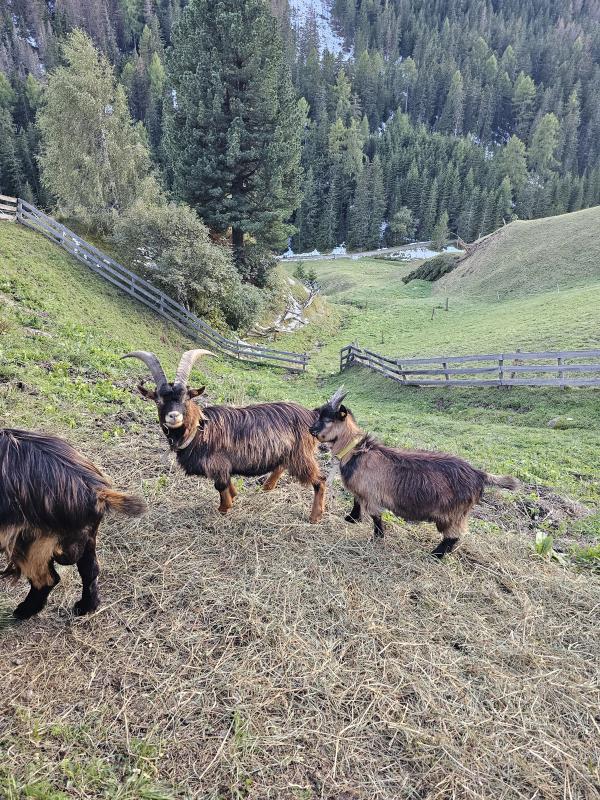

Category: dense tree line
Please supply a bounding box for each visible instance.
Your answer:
[1,0,600,261]
[289,0,600,248]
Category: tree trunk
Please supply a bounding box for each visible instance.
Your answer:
[232,226,244,252]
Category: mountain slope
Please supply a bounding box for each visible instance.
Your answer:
[437,205,600,299]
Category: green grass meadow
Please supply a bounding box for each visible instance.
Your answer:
[1,218,600,798]
[1,221,599,512]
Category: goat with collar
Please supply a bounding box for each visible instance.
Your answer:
[123,350,326,522]
[310,387,519,556]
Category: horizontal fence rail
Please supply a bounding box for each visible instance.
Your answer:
[340,344,600,388]
[0,194,17,220]
[15,199,308,371]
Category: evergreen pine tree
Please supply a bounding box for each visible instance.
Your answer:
[438,70,464,136]
[431,210,449,250]
[560,90,580,175]
[494,177,513,227]
[422,178,439,239]
[165,0,305,256]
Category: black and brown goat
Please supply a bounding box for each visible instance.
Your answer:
[122,350,326,521]
[0,429,146,619]
[310,388,519,556]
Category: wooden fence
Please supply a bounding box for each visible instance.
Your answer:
[15,199,309,371]
[0,194,17,221]
[340,343,600,387]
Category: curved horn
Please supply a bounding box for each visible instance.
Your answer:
[174,349,215,386]
[122,351,168,388]
[328,385,347,411]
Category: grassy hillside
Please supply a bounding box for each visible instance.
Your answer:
[277,256,600,374]
[437,205,600,298]
[1,221,599,799]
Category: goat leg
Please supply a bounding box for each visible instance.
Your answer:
[262,466,285,492]
[372,515,385,540]
[14,562,60,620]
[345,498,362,524]
[73,528,100,616]
[309,479,326,524]
[216,480,234,514]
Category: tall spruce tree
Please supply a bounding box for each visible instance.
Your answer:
[164,0,305,258]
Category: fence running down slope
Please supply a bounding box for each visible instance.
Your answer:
[340,343,600,387]
[0,194,17,221]
[15,199,309,372]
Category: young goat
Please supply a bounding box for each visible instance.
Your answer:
[0,429,146,619]
[122,350,326,522]
[310,388,519,556]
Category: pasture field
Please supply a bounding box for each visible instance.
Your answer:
[437,205,600,299]
[1,220,599,799]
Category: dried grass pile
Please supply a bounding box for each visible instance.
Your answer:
[1,430,599,799]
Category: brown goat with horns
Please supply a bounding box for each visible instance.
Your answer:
[0,429,146,619]
[310,388,519,556]
[122,350,326,521]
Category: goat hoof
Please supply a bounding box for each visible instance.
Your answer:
[218,507,230,515]
[73,598,100,617]
[430,548,445,559]
[13,602,39,620]
[309,515,322,524]
[345,514,359,524]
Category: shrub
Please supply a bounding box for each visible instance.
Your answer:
[113,200,260,331]
[402,252,461,284]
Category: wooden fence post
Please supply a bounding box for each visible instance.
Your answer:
[498,357,504,386]
[443,361,449,381]
[557,356,564,389]
[510,348,522,380]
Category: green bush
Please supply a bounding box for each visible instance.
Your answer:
[402,252,461,284]
[113,200,261,331]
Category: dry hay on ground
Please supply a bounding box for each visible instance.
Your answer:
[1,430,599,799]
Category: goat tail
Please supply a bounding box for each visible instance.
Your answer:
[485,473,520,491]
[97,488,147,517]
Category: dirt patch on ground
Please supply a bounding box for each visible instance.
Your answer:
[475,484,592,538]
[1,428,599,799]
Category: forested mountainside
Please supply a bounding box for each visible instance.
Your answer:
[1,0,600,252]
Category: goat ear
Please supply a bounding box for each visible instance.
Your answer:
[137,382,157,401]
[338,405,348,419]
[188,386,206,399]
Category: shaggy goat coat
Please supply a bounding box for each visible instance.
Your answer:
[309,395,518,555]
[0,429,145,618]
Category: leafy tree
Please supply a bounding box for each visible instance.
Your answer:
[113,199,262,330]
[37,30,153,231]
[495,135,528,191]
[512,72,536,139]
[165,0,305,259]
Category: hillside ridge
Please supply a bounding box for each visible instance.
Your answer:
[437,205,600,299]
